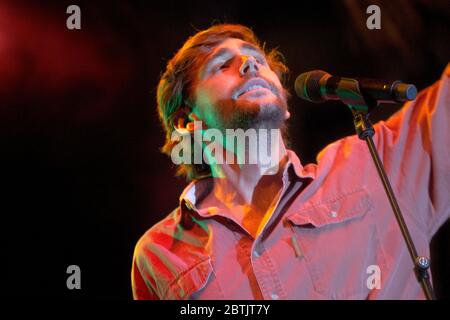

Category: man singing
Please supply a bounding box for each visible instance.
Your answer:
[131,24,450,299]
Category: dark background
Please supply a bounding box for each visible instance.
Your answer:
[1,0,449,299]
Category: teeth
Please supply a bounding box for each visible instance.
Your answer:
[244,84,265,93]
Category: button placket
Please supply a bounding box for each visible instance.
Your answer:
[250,241,270,298]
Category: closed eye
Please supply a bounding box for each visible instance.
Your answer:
[255,56,267,66]
[214,60,231,72]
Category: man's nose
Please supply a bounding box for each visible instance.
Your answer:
[239,55,259,76]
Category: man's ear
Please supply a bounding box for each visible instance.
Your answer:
[173,108,202,134]
[188,112,200,122]
[187,111,203,131]
[173,108,192,134]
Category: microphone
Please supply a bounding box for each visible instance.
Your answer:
[295,70,417,104]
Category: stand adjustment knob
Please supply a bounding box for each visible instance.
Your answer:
[416,256,430,270]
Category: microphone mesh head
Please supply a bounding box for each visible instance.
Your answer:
[295,70,328,103]
[394,83,417,101]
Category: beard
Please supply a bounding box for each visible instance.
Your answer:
[212,90,289,132]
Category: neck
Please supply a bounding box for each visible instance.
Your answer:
[204,132,288,204]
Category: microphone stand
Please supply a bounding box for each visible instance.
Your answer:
[335,78,435,300]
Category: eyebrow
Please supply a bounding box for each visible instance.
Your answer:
[240,43,265,58]
[201,43,266,78]
[201,48,232,78]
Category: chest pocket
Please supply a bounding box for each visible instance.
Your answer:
[163,257,213,300]
[286,188,387,299]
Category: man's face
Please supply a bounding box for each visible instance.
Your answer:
[190,38,289,131]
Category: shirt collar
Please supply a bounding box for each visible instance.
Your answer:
[179,149,316,218]
[285,149,316,180]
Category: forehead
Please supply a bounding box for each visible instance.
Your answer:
[209,38,261,54]
[202,38,265,66]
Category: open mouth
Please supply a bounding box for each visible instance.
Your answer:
[235,78,273,99]
[240,84,269,95]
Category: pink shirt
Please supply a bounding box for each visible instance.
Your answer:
[132,64,450,300]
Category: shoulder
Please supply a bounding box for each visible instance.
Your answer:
[316,133,365,169]
[134,207,181,253]
[132,205,213,299]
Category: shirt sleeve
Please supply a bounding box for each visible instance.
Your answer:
[131,251,160,300]
[374,63,450,238]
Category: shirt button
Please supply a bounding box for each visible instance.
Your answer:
[271,293,279,300]
[330,210,338,218]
